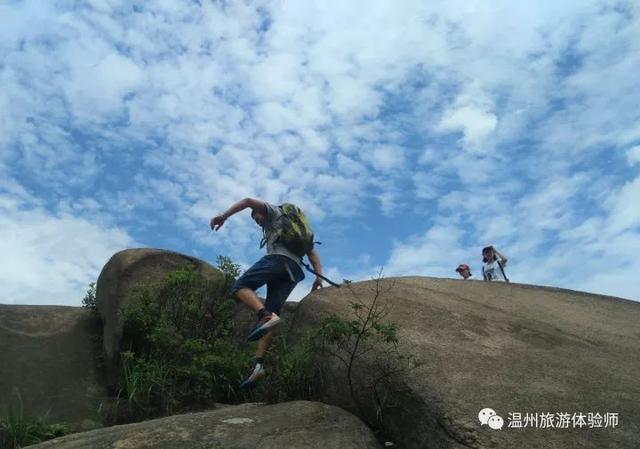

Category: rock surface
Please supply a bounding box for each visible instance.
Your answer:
[0,305,106,422]
[292,277,640,449]
[96,248,223,385]
[25,401,382,449]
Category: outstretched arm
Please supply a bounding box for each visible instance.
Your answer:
[307,248,323,291]
[210,198,265,231]
[494,247,508,266]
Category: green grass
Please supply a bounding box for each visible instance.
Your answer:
[0,395,70,449]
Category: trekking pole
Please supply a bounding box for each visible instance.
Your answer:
[301,261,341,288]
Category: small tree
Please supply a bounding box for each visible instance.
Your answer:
[81,282,97,310]
[313,271,419,431]
[215,255,242,280]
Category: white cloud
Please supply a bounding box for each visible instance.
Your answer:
[413,172,441,201]
[436,80,499,152]
[250,53,303,102]
[438,106,497,152]
[0,188,136,305]
[603,176,640,235]
[254,102,304,135]
[2,0,640,305]
[418,148,440,166]
[385,223,468,277]
[63,50,144,119]
[368,145,405,172]
[627,146,640,166]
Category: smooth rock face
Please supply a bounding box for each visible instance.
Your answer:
[0,305,106,422]
[96,248,222,385]
[292,277,640,449]
[26,401,382,449]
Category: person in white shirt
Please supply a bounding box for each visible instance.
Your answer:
[455,263,474,280]
[481,246,509,282]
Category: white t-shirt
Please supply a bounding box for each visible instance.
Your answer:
[482,259,508,282]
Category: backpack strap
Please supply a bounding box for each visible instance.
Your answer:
[259,227,267,249]
[259,206,284,249]
[497,260,510,283]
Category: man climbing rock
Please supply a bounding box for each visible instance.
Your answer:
[210,198,324,388]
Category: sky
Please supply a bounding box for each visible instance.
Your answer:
[1,0,639,305]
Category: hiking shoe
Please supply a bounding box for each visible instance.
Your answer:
[239,362,265,389]
[246,312,281,342]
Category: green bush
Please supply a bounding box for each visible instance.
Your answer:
[111,256,414,432]
[0,393,70,449]
[215,255,242,280]
[114,262,253,422]
[253,333,321,403]
[81,282,97,310]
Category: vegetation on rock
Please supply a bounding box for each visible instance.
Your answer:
[0,392,70,449]
[310,273,420,432]
[111,257,249,422]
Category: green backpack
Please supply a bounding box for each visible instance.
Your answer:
[271,203,315,258]
[261,203,341,288]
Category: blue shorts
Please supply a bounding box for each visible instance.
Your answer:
[232,255,305,314]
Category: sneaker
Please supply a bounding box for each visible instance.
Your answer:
[246,312,281,342]
[239,362,265,389]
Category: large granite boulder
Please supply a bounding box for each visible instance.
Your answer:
[291,277,640,449]
[25,401,382,449]
[96,248,223,386]
[0,305,106,423]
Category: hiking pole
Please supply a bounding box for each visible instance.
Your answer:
[301,261,341,288]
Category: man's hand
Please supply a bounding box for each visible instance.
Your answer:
[311,277,323,291]
[210,214,227,231]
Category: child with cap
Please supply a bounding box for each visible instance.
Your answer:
[456,264,474,280]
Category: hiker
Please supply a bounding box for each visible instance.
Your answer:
[210,198,324,388]
[481,245,509,282]
[455,263,474,280]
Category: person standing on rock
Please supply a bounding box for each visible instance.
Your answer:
[210,198,324,388]
[455,263,474,280]
[481,245,509,282]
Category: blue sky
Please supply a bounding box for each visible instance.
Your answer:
[1,0,639,305]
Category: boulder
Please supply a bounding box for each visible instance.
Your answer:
[96,248,223,386]
[0,305,106,422]
[291,277,640,449]
[25,401,382,449]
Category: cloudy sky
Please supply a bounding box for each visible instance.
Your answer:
[1,0,639,305]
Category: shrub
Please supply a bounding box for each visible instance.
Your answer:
[81,282,97,310]
[311,273,419,431]
[110,256,413,434]
[215,255,242,281]
[114,262,253,422]
[0,392,70,449]
[253,333,320,403]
